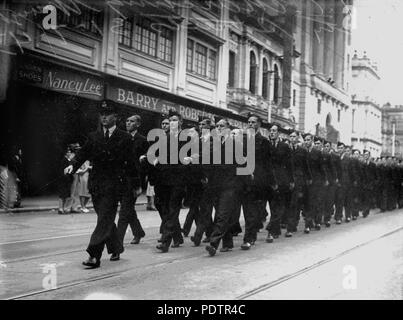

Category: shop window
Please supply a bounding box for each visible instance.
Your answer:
[119,17,174,63]
[57,6,103,36]
[187,38,217,81]
[249,51,257,94]
[228,51,236,88]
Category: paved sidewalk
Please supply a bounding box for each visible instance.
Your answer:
[0,194,148,214]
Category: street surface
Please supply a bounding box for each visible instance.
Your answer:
[0,207,402,300]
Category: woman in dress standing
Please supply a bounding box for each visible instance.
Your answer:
[76,160,92,213]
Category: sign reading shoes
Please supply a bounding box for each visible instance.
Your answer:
[17,61,103,100]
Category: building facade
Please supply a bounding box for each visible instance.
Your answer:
[293,0,354,144]
[350,51,382,157]
[381,103,403,158]
[0,0,354,194]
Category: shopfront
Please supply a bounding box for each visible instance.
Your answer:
[6,52,266,196]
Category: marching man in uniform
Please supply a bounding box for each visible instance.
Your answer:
[64,100,137,268]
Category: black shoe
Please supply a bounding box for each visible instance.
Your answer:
[202,237,210,243]
[265,234,274,243]
[304,227,310,234]
[345,217,351,223]
[110,253,120,261]
[206,245,216,257]
[190,236,201,247]
[285,231,293,238]
[82,257,100,269]
[157,237,163,243]
[220,247,232,252]
[325,222,331,228]
[336,220,342,225]
[130,236,142,245]
[315,224,321,231]
[171,241,182,248]
[241,242,251,250]
[156,244,169,253]
[352,216,357,221]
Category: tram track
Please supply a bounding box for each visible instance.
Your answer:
[235,226,403,300]
[3,216,402,300]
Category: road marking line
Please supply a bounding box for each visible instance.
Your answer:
[0,233,90,245]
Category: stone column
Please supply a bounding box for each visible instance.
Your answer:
[101,7,119,75]
[312,0,325,75]
[281,4,296,108]
[173,1,189,96]
[324,0,335,79]
[239,34,250,91]
[333,0,345,89]
[216,0,229,108]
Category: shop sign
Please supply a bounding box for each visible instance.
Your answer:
[17,62,103,100]
[108,86,248,129]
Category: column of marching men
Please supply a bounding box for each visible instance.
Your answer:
[64,101,403,268]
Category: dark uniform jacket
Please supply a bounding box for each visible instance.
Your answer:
[269,139,294,187]
[202,134,241,188]
[322,151,338,185]
[306,147,328,185]
[154,131,189,186]
[290,144,312,187]
[72,128,137,196]
[244,132,276,189]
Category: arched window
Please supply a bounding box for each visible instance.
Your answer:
[249,51,257,94]
[262,58,269,99]
[273,64,280,103]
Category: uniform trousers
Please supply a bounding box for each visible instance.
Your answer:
[192,184,214,243]
[288,184,307,232]
[87,191,122,260]
[335,184,353,220]
[323,183,336,223]
[154,184,185,247]
[243,188,266,243]
[117,182,145,245]
[209,184,241,249]
[305,182,325,227]
[182,184,203,236]
[266,185,291,236]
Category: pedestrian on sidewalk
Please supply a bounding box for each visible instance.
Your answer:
[58,147,74,214]
[76,160,92,213]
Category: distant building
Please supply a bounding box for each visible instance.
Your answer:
[293,0,354,145]
[381,103,403,157]
[350,51,382,157]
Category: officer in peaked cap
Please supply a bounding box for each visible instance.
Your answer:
[98,99,117,114]
[64,99,137,268]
